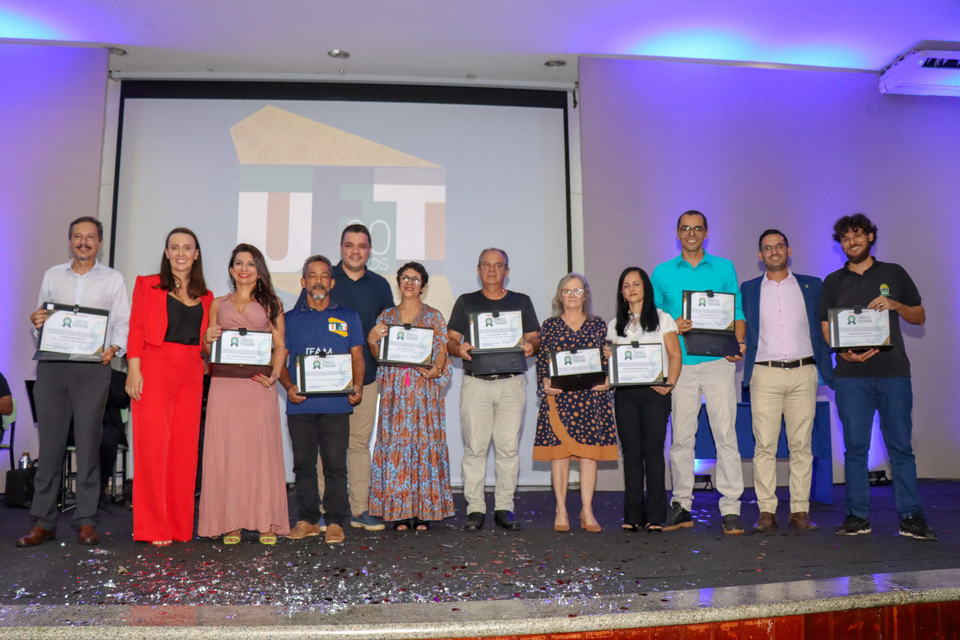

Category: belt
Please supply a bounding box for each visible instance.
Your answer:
[465,371,521,381]
[757,357,816,369]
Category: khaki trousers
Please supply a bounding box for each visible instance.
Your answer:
[318,380,379,516]
[750,364,817,514]
[459,374,527,514]
[670,358,743,516]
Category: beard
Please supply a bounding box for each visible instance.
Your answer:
[309,285,329,301]
[846,245,871,264]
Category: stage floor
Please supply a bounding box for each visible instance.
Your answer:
[0,480,957,636]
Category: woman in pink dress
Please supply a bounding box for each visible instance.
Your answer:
[198,244,289,545]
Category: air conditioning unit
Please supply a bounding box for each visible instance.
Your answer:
[879,50,960,97]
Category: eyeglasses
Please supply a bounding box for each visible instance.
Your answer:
[678,225,705,235]
[761,243,787,253]
[561,288,585,297]
[399,275,422,284]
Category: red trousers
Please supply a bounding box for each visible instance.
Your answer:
[132,342,204,542]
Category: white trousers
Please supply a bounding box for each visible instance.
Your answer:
[750,364,817,514]
[670,358,743,515]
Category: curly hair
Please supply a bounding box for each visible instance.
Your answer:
[832,214,877,246]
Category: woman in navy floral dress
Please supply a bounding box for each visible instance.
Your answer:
[535,273,617,533]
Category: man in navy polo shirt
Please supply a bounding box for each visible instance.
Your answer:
[280,255,365,545]
[820,214,935,541]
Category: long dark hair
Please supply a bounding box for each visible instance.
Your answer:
[229,243,282,327]
[157,227,208,299]
[615,267,659,337]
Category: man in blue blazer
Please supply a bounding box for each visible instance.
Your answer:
[741,229,834,533]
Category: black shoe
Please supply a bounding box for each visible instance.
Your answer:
[463,512,485,531]
[663,502,693,531]
[494,510,521,531]
[835,514,871,536]
[900,514,937,541]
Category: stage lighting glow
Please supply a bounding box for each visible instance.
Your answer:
[0,8,64,40]
[628,29,751,61]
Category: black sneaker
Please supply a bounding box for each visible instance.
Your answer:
[900,514,937,541]
[722,514,745,535]
[663,502,693,531]
[835,515,871,535]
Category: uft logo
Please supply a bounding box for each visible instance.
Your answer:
[328,318,348,337]
[880,284,890,297]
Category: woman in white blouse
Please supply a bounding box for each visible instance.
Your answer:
[606,267,682,532]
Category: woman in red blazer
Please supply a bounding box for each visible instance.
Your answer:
[126,228,213,546]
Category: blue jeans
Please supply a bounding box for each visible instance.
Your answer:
[834,377,922,519]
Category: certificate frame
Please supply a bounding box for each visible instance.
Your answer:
[547,347,606,391]
[609,342,670,388]
[681,290,741,357]
[378,324,434,367]
[34,303,109,362]
[296,353,354,396]
[469,311,525,353]
[210,328,274,378]
[827,307,894,351]
[681,290,736,332]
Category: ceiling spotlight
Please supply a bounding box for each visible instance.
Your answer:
[107,47,127,56]
[328,49,350,59]
[544,59,566,68]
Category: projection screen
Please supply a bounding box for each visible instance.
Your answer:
[112,82,571,487]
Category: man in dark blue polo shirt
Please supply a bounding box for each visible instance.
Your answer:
[298,224,394,531]
[280,255,365,545]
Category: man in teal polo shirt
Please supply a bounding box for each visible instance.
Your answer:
[651,210,746,535]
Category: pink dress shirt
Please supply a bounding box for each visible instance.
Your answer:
[756,271,814,363]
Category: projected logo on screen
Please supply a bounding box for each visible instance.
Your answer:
[229,106,451,314]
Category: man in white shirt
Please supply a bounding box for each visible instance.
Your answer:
[17,217,130,548]
[740,229,834,532]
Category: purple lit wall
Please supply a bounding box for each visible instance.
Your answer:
[579,57,960,480]
[0,44,108,480]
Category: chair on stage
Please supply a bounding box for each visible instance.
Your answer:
[1,398,17,471]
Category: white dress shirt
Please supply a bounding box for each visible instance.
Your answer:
[607,309,678,375]
[36,260,131,353]
[756,271,813,363]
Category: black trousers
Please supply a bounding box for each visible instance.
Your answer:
[614,386,672,526]
[32,361,111,530]
[287,413,350,527]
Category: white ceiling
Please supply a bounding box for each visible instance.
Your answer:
[2,0,959,85]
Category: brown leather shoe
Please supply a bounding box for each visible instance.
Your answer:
[788,512,818,531]
[325,523,345,544]
[78,525,100,545]
[16,527,56,548]
[754,512,778,532]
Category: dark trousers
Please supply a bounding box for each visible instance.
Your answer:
[615,386,672,526]
[32,361,111,531]
[287,413,350,527]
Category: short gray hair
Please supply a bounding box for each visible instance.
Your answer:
[302,254,333,280]
[477,247,509,270]
[551,272,594,318]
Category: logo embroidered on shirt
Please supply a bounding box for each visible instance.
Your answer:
[328,318,348,337]
[880,284,890,297]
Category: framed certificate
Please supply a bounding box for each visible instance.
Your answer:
[379,324,434,367]
[682,290,736,331]
[609,343,669,387]
[547,347,606,391]
[470,311,524,352]
[828,307,893,351]
[681,290,741,357]
[297,354,353,395]
[210,329,274,378]
[34,303,109,362]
